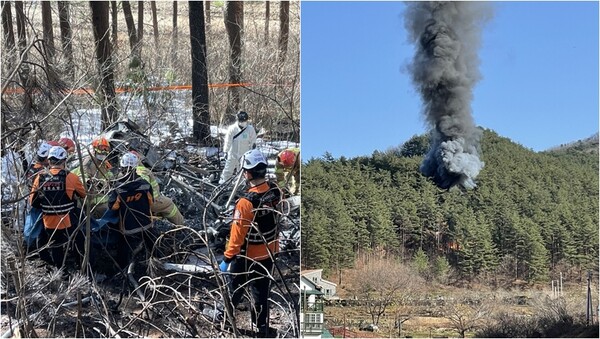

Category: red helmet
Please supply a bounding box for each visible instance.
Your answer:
[277,150,296,168]
[47,140,60,147]
[58,137,75,154]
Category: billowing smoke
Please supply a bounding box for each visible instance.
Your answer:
[404,2,492,189]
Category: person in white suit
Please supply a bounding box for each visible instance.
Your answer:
[219,111,257,184]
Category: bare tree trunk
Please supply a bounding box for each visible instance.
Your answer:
[90,1,118,130]
[1,1,15,49]
[278,1,289,67]
[41,1,55,61]
[40,1,62,95]
[224,1,243,120]
[1,1,16,67]
[150,1,158,48]
[14,1,26,55]
[171,1,177,66]
[14,1,32,115]
[204,1,210,25]
[264,1,269,45]
[111,0,118,48]
[137,0,143,56]
[188,1,210,144]
[57,1,74,78]
[122,0,139,64]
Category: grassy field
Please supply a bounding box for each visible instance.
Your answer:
[322,281,598,338]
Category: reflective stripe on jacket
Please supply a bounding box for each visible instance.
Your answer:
[136,165,160,199]
[30,167,86,229]
[224,181,281,262]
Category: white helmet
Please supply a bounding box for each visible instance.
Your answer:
[120,152,139,168]
[37,142,52,158]
[48,146,67,161]
[241,149,267,170]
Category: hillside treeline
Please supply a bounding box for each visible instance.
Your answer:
[301,129,598,283]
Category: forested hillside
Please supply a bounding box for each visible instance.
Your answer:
[302,129,598,283]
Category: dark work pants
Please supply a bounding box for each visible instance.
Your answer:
[114,228,155,272]
[229,257,274,336]
[38,226,83,269]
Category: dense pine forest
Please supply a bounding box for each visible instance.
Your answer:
[302,129,599,284]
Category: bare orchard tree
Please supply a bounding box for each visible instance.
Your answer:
[90,1,118,129]
[224,1,243,120]
[347,255,423,326]
[444,293,492,338]
[189,0,210,144]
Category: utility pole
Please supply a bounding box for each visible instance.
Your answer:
[586,271,592,325]
[398,316,402,338]
[560,272,563,297]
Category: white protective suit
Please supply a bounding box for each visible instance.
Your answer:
[220,122,257,184]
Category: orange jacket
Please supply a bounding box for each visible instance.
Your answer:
[26,162,46,187]
[224,181,280,262]
[30,167,86,229]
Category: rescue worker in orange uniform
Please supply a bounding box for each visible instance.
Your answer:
[72,136,115,218]
[30,146,86,268]
[107,152,154,271]
[25,141,51,187]
[219,149,282,337]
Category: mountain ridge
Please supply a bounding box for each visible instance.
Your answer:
[546,132,599,153]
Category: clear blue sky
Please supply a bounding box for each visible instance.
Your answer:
[301,1,599,160]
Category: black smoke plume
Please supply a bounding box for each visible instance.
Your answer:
[404,2,492,189]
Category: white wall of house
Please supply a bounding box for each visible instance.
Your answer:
[300,312,323,339]
[320,280,336,298]
[300,277,314,291]
[302,269,337,298]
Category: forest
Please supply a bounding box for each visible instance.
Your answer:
[1,1,300,337]
[302,129,599,285]
[1,1,299,145]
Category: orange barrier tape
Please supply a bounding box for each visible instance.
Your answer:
[2,82,282,95]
